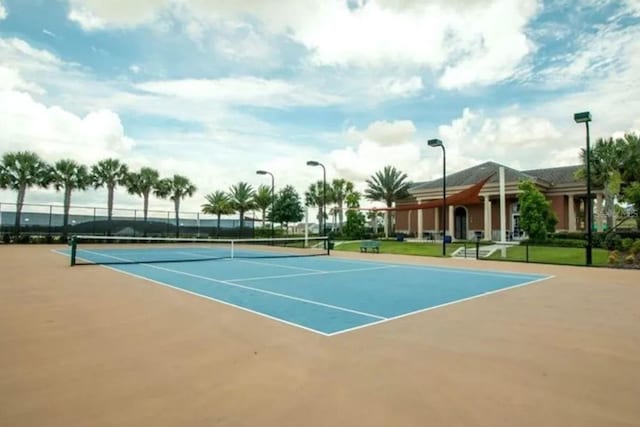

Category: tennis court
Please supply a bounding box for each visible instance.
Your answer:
[60,236,550,335]
[2,244,640,427]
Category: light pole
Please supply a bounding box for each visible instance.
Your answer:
[306,160,326,236]
[574,111,593,266]
[256,170,275,239]
[428,139,447,256]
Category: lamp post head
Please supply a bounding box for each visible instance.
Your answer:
[256,170,268,175]
[574,111,592,123]
[428,138,444,147]
[306,160,320,167]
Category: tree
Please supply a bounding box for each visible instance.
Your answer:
[51,159,90,238]
[305,180,332,234]
[0,151,50,237]
[331,178,355,230]
[518,180,558,241]
[619,133,640,183]
[254,184,273,229]
[623,182,640,228]
[364,166,411,236]
[126,167,160,229]
[229,182,256,235]
[156,175,196,237]
[271,185,304,230]
[577,137,623,229]
[202,191,235,238]
[329,206,340,231]
[342,210,366,240]
[345,191,361,209]
[91,159,128,234]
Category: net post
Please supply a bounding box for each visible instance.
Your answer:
[69,235,77,266]
[231,240,235,259]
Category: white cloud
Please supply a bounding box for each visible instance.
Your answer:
[129,64,141,74]
[0,90,134,164]
[135,77,343,108]
[0,66,45,94]
[66,0,540,89]
[347,120,417,146]
[374,76,423,97]
[0,1,6,20]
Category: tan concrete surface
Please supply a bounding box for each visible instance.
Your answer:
[1,245,639,426]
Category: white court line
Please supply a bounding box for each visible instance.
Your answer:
[317,256,547,280]
[325,275,555,336]
[57,250,332,336]
[229,265,397,282]
[232,258,325,273]
[78,249,386,321]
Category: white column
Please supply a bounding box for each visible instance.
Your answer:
[499,167,506,243]
[448,205,454,238]
[407,210,412,235]
[483,196,492,241]
[417,208,423,239]
[596,193,604,232]
[384,211,389,238]
[499,167,507,257]
[433,206,439,237]
[568,194,576,232]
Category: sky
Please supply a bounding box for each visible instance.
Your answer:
[1,0,639,217]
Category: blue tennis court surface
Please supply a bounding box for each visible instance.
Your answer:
[62,247,551,336]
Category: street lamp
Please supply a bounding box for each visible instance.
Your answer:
[256,170,275,239]
[574,111,593,266]
[306,160,326,236]
[428,138,447,256]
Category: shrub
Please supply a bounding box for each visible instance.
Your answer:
[608,250,620,265]
[604,233,622,251]
[2,233,10,244]
[624,254,635,265]
[621,238,634,251]
[631,240,640,255]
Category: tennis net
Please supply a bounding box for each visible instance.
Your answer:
[68,235,330,266]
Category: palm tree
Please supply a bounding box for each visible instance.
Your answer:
[0,151,50,237]
[329,206,340,232]
[254,184,273,229]
[51,159,90,238]
[126,167,160,234]
[155,175,196,237]
[228,182,256,236]
[202,191,234,238]
[365,166,411,236]
[305,180,333,234]
[577,138,624,229]
[91,158,128,233]
[331,178,355,230]
[346,191,361,209]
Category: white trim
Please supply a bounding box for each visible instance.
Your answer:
[231,265,397,282]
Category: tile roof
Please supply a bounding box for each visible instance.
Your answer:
[410,161,583,191]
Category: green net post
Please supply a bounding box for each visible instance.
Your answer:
[69,235,77,266]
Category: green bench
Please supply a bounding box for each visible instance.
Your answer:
[360,240,380,253]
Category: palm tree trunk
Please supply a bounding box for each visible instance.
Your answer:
[107,184,114,236]
[386,201,393,237]
[14,185,26,238]
[143,191,149,237]
[216,213,221,239]
[239,209,244,237]
[63,187,71,239]
[605,191,614,230]
[174,198,180,238]
[338,202,344,230]
[262,209,266,229]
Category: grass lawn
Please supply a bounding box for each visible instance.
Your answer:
[487,245,609,266]
[334,240,466,257]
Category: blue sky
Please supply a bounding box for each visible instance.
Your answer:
[1,0,639,214]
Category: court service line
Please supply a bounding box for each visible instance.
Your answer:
[229,265,398,283]
[79,249,387,321]
[325,275,555,336]
[171,250,326,273]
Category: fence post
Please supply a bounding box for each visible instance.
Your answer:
[476,235,480,260]
[526,242,529,262]
[69,235,77,266]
